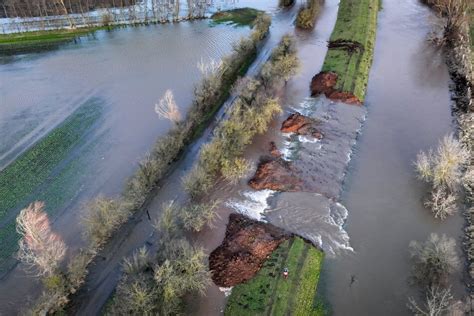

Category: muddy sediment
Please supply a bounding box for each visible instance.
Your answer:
[310,71,362,105]
[248,157,305,192]
[209,213,290,287]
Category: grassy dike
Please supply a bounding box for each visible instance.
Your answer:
[321,0,379,102]
[225,237,325,316]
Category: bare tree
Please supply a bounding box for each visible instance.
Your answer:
[16,201,67,276]
[407,286,454,316]
[197,57,223,77]
[155,89,181,124]
[409,233,460,288]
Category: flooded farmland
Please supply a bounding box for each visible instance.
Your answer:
[0,0,469,314]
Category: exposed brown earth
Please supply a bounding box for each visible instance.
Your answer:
[209,213,290,287]
[310,71,362,105]
[281,112,324,139]
[248,158,304,191]
[269,141,282,158]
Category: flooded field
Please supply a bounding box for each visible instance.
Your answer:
[0,14,250,314]
[0,0,467,314]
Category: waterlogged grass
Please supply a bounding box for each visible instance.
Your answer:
[211,8,263,26]
[0,99,102,271]
[321,0,379,101]
[225,237,325,316]
[0,27,104,55]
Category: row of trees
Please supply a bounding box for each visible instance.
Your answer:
[12,14,272,314]
[183,34,300,201]
[1,0,224,33]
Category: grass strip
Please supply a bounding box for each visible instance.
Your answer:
[211,8,263,26]
[0,27,106,55]
[225,237,324,316]
[321,0,379,101]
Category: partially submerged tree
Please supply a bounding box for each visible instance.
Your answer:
[407,286,454,316]
[155,89,182,124]
[409,233,460,288]
[415,134,469,219]
[16,201,67,277]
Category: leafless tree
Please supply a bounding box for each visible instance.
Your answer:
[16,201,67,277]
[407,286,454,316]
[155,89,181,124]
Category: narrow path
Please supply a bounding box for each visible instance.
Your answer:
[322,0,466,314]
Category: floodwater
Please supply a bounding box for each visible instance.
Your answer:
[0,15,250,314]
[322,0,465,315]
[0,0,466,314]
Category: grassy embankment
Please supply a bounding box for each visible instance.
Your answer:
[0,100,102,272]
[0,27,107,55]
[211,8,263,26]
[225,237,325,316]
[321,0,379,102]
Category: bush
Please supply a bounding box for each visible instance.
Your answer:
[409,233,460,288]
[416,134,469,191]
[82,196,130,249]
[180,201,220,232]
[424,187,457,219]
[415,134,469,219]
[296,0,321,29]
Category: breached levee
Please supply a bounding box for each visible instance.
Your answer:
[228,96,366,256]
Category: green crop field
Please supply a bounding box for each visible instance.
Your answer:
[321,0,379,102]
[0,99,102,272]
[211,8,263,26]
[225,237,325,316]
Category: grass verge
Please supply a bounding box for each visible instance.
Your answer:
[225,237,325,316]
[321,0,379,102]
[0,27,106,55]
[211,8,263,26]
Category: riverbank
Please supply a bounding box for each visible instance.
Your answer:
[311,0,378,104]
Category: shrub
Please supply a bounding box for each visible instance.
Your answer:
[409,233,460,288]
[82,196,129,249]
[296,0,321,29]
[155,89,182,124]
[424,187,457,219]
[415,134,469,219]
[180,201,220,232]
[221,157,251,183]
